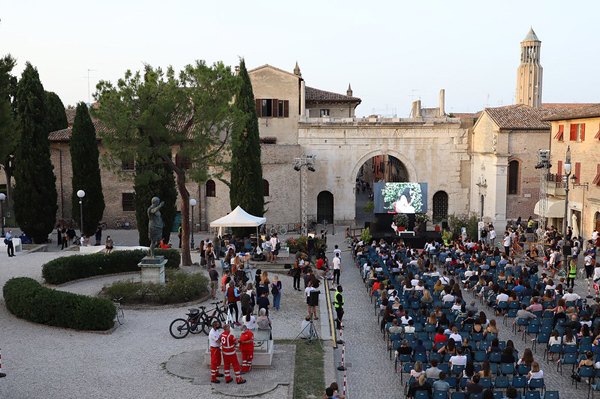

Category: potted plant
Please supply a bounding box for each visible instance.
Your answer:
[393,213,409,231]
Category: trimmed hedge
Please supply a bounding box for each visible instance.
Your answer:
[42,249,180,285]
[3,277,115,331]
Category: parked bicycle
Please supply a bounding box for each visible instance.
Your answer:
[113,297,124,325]
[270,224,288,235]
[169,302,227,339]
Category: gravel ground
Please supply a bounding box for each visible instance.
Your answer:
[0,229,332,399]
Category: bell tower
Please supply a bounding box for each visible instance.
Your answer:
[516,28,543,108]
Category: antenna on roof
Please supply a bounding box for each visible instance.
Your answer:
[86,69,97,105]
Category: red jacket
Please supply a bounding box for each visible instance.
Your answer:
[239,330,254,351]
[220,331,237,356]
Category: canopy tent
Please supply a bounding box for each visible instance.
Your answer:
[534,197,565,219]
[210,206,267,246]
[210,206,266,228]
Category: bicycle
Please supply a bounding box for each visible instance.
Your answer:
[113,297,124,325]
[270,224,288,235]
[169,302,227,339]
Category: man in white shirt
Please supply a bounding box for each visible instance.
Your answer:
[333,245,342,258]
[489,227,497,248]
[209,320,223,383]
[449,347,468,367]
[563,288,581,303]
[442,292,455,303]
[439,272,450,286]
[270,234,279,263]
[503,232,511,256]
[332,253,342,285]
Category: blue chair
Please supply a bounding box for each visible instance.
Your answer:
[500,362,515,376]
[493,392,504,399]
[395,353,412,371]
[489,352,502,363]
[529,378,545,393]
[542,391,559,399]
[439,364,450,374]
[494,375,510,390]
[473,351,487,363]
[576,365,595,389]
[526,392,541,399]
[516,364,531,375]
[480,377,492,389]
[533,333,550,353]
[559,352,578,375]
[451,392,466,399]
[433,391,448,399]
[512,376,528,391]
[400,362,414,382]
[452,365,465,378]
[470,393,483,399]
[415,390,431,399]
[547,344,563,363]
[414,352,428,363]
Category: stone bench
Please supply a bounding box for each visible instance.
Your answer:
[0,237,22,252]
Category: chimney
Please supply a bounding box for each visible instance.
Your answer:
[234,66,239,76]
[439,89,445,116]
[412,100,422,118]
[347,83,353,97]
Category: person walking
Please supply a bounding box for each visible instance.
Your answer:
[226,281,241,324]
[567,258,578,289]
[334,285,344,329]
[220,324,246,384]
[209,264,219,300]
[5,229,15,257]
[95,225,102,246]
[332,252,342,285]
[56,225,62,247]
[239,324,254,373]
[270,233,279,263]
[209,320,224,383]
[271,275,282,310]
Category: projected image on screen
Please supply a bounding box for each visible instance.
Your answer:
[376,182,427,214]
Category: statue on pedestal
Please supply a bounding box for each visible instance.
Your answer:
[147,197,165,258]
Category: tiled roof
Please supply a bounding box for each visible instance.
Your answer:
[483,104,571,130]
[522,28,540,42]
[305,86,361,103]
[542,103,596,109]
[541,104,600,121]
[48,121,108,142]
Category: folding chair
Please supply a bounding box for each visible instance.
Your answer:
[494,375,510,390]
[526,392,541,399]
[529,378,545,395]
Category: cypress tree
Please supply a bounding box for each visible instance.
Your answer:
[45,91,68,132]
[13,62,58,243]
[70,102,105,237]
[229,58,264,236]
[134,153,177,246]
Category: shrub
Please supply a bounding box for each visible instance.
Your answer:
[101,269,209,304]
[42,249,180,285]
[361,227,372,244]
[3,277,115,331]
[285,236,326,254]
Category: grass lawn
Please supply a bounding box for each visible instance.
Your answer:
[276,339,325,399]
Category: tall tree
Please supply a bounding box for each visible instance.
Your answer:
[134,152,177,246]
[0,54,17,207]
[13,62,58,243]
[45,91,68,132]
[229,59,264,237]
[93,62,239,265]
[70,102,105,237]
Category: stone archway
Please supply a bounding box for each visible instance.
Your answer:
[351,149,419,187]
[317,191,334,224]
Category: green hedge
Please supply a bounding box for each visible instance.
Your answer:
[3,277,115,331]
[42,249,180,285]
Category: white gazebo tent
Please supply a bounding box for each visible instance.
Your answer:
[209,206,266,244]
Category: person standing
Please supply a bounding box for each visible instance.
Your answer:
[270,233,279,263]
[226,282,241,324]
[307,234,315,262]
[567,258,578,289]
[95,225,102,246]
[334,285,344,329]
[271,275,282,310]
[503,232,511,256]
[56,225,62,247]
[585,252,595,280]
[332,252,342,285]
[305,281,318,320]
[209,320,223,383]
[489,226,496,248]
[6,229,15,257]
[239,324,254,373]
[220,324,246,384]
[209,264,219,300]
[292,259,302,291]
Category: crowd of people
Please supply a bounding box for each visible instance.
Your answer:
[348,224,600,399]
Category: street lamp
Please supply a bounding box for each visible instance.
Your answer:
[190,198,197,249]
[0,193,5,237]
[77,190,85,235]
[563,146,573,242]
[293,155,316,236]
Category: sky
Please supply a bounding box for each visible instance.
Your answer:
[1,0,598,117]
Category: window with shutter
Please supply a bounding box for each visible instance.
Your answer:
[554,125,564,141]
[574,162,581,183]
[557,160,563,181]
[570,124,578,141]
[592,164,600,186]
[256,99,289,118]
[581,123,586,141]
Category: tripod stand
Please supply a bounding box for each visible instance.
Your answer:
[293,314,322,348]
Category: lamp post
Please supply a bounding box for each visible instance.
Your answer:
[293,155,316,236]
[190,198,197,249]
[0,193,5,237]
[77,190,85,235]
[563,146,572,242]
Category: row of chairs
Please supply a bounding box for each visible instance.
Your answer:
[411,389,558,399]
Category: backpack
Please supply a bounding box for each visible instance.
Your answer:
[275,240,281,251]
[271,283,279,296]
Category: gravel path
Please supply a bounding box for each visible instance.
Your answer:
[0,230,330,399]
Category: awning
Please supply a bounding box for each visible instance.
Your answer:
[534,197,565,218]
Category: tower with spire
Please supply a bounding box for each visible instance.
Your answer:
[516,28,543,108]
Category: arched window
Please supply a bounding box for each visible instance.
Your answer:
[508,160,520,195]
[263,179,270,197]
[432,191,448,221]
[206,180,216,197]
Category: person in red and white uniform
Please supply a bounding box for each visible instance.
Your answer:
[239,324,254,373]
[220,324,246,384]
[209,320,224,383]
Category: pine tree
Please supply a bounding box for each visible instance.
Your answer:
[13,62,58,243]
[45,91,68,132]
[70,102,105,237]
[134,152,177,246]
[229,58,264,236]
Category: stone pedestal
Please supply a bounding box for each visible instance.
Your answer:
[203,329,273,368]
[138,256,166,284]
